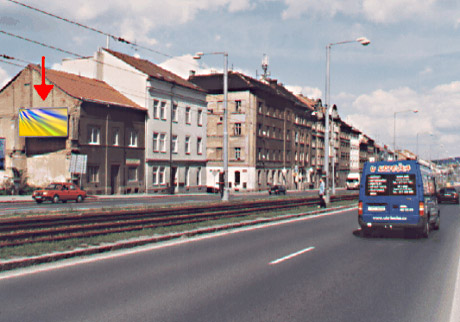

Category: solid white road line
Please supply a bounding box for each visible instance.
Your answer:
[449,233,460,322]
[269,246,315,265]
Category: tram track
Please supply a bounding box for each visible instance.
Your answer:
[0,194,358,248]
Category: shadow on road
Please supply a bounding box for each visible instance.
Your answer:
[352,228,429,240]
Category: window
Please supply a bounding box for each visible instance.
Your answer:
[197,109,203,126]
[152,167,158,185]
[87,166,99,183]
[128,167,138,182]
[159,167,165,184]
[197,137,202,155]
[185,107,191,124]
[185,136,191,154]
[160,133,166,152]
[88,126,100,145]
[235,100,242,113]
[185,167,190,186]
[153,133,159,152]
[112,128,119,146]
[129,130,138,147]
[235,171,241,186]
[172,104,178,122]
[197,167,202,185]
[235,147,241,160]
[365,174,416,196]
[172,135,178,153]
[153,100,160,119]
[286,130,291,141]
[258,124,262,136]
[258,102,263,114]
[160,101,166,120]
[234,123,242,136]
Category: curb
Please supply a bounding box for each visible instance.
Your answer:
[0,205,355,272]
[0,195,99,204]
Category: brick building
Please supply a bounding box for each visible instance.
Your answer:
[0,64,146,194]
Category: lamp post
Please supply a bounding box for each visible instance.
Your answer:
[393,109,418,159]
[193,51,229,201]
[324,37,370,205]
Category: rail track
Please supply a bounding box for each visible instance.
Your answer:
[0,194,358,248]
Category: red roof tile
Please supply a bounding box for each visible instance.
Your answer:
[29,65,145,111]
[104,48,204,92]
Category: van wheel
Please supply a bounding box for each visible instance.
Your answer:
[421,220,430,238]
[433,214,440,231]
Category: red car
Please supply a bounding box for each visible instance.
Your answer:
[32,182,87,204]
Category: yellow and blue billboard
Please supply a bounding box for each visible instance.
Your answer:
[19,107,68,137]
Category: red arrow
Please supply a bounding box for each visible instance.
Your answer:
[34,56,54,101]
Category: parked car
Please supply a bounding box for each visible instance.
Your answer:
[268,185,287,195]
[437,187,459,204]
[32,182,87,204]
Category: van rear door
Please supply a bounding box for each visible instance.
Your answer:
[363,172,419,224]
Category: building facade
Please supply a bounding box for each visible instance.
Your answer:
[62,48,208,193]
[190,72,316,192]
[0,65,146,194]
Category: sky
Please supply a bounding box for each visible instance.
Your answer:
[0,0,459,160]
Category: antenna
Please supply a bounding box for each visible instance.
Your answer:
[261,54,270,80]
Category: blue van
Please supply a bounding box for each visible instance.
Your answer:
[358,160,440,237]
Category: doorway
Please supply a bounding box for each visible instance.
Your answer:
[111,165,120,195]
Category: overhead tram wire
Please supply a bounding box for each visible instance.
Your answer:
[6,0,195,66]
[0,30,84,58]
[0,50,204,115]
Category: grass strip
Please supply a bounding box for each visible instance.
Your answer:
[0,200,356,262]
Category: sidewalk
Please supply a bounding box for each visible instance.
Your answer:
[0,187,330,204]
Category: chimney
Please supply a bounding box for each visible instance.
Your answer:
[189,70,196,77]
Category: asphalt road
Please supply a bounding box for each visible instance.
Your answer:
[0,189,355,215]
[1,204,459,322]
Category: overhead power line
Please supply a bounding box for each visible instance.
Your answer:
[6,0,177,60]
[0,30,84,58]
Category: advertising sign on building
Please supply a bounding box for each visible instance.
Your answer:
[0,138,4,170]
[69,154,87,174]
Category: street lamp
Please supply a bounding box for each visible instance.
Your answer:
[193,51,229,201]
[324,37,370,205]
[393,109,418,159]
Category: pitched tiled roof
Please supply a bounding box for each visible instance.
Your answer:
[104,48,204,92]
[29,64,145,111]
[189,72,311,110]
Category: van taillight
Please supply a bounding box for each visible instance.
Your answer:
[419,202,425,217]
[358,201,363,216]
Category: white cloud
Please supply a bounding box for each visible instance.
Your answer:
[286,85,322,100]
[23,0,254,49]
[281,0,458,25]
[362,0,436,24]
[0,67,10,89]
[159,54,207,79]
[342,81,460,158]
[419,66,433,76]
[282,0,361,20]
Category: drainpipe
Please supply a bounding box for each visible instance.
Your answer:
[105,109,109,195]
[169,83,176,194]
